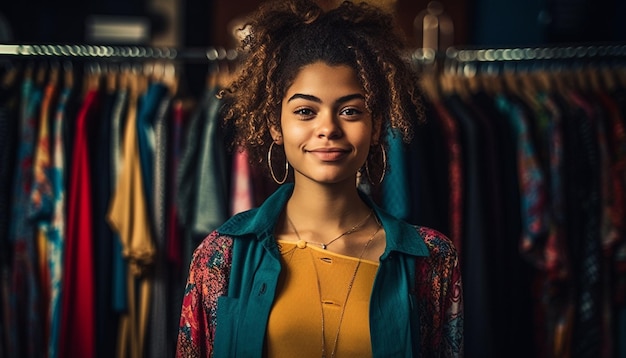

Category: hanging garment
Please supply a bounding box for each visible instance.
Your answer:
[0,72,20,358]
[8,77,44,358]
[59,88,100,358]
[605,85,626,358]
[0,70,20,251]
[588,91,617,358]
[167,99,185,268]
[230,147,254,216]
[149,93,172,358]
[191,87,229,235]
[46,85,71,358]
[465,92,525,357]
[28,80,57,355]
[109,88,129,315]
[175,86,229,269]
[595,91,626,251]
[176,89,211,267]
[92,88,118,358]
[496,94,549,258]
[165,99,187,354]
[477,90,535,357]
[407,102,450,237]
[136,82,169,212]
[535,92,569,281]
[445,93,495,358]
[565,91,603,357]
[464,94,503,261]
[431,100,464,254]
[107,80,155,358]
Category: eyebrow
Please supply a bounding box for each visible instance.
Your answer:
[286,93,365,105]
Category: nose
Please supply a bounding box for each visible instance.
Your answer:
[317,111,342,139]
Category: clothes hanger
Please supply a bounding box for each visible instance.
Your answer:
[105,62,118,94]
[1,61,20,91]
[418,71,441,102]
[48,60,59,88]
[502,67,520,97]
[586,65,602,94]
[533,60,553,94]
[35,60,47,87]
[63,61,74,90]
[163,61,179,97]
[451,62,471,100]
[118,62,131,93]
[79,61,103,100]
[132,62,148,96]
[464,62,482,96]
[600,65,617,93]
[477,61,501,97]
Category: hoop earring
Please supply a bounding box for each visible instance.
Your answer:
[268,141,289,184]
[365,144,387,185]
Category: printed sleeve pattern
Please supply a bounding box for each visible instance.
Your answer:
[176,231,234,358]
[415,226,464,357]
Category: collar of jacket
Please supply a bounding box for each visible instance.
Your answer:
[218,183,429,259]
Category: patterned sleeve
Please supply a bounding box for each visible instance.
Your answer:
[415,226,464,357]
[176,231,234,358]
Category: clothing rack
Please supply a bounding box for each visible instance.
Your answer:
[445,43,626,62]
[0,43,239,62]
[411,43,626,75]
[2,42,625,64]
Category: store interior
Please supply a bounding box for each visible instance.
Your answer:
[1,0,626,357]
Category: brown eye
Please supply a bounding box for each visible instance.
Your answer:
[294,107,316,119]
[341,108,361,116]
[339,107,364,120]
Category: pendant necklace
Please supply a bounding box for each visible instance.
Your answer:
[287,214,382,358]
[286,209,373,249]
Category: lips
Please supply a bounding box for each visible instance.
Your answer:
[306,148,350,161]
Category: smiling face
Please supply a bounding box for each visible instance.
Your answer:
[272,61,380,186]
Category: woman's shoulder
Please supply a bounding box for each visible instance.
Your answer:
[192,209,266,258]
[197,229,235,247]
[191,230,236,266]
[413,225,459,260]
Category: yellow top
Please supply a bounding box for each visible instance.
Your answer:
[266,240,379,357]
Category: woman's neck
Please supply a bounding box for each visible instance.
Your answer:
[285,179,371,235]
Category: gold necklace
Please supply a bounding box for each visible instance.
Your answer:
[286,209,373,249]
[289,215,382,358]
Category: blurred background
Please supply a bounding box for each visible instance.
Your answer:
[2,0,626,46]
[2,0,626,91]
[1,0,626,357]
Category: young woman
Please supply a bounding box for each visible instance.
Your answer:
[176,0,463,356]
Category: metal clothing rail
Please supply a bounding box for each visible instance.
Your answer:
[447,44,626,62]
[3,42,625,64]
[412,43,626,64]
[0,43,239,62]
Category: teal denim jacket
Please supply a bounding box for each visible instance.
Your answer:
[212,184,430,357]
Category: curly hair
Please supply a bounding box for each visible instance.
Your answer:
[220,0,424,181]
